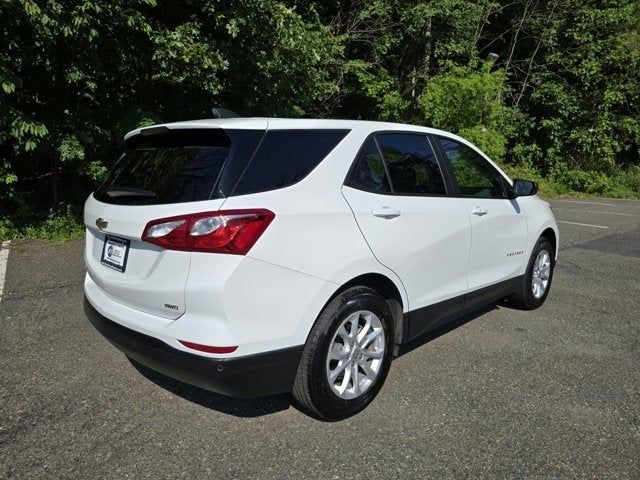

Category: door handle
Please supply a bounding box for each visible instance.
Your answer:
[372,207,401,219]
[471,207,488,216]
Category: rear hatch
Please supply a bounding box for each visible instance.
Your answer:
[84,124,266,319]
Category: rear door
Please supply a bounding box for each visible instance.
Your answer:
[342,132,471,338]
[434,135,528,298]
[84,125,265,319]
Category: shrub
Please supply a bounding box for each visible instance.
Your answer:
[0,205,84,242]
[418,62,517,161]
[550,164,639,198]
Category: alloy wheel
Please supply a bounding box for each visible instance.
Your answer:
[532,249,551,299]
[325,310,386,400]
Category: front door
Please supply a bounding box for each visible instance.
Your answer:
[434,136,528,306]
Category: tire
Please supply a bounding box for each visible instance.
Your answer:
[508,236,555,310]
[292,286,395,420]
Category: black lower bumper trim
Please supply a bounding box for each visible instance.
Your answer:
[84,298,303,398]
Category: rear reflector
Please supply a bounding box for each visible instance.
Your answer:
[141,209,274,254]
[178,340,238,354]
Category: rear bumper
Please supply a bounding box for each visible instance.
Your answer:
[84,298,303,398]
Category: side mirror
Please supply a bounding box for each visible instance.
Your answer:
[510,179,538,198]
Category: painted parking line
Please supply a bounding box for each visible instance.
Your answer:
[557,200,617,207]
[0,241,9,304]
[556,221,608,229]
[553,208,640,218]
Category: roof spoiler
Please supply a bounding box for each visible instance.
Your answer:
[211,107,240,119]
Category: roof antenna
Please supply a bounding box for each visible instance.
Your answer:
[211,107,240,119]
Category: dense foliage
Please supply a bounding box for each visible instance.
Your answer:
[1,0,639,238]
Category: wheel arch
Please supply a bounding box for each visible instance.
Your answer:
[329,273,406,349]
[540,227,558,259]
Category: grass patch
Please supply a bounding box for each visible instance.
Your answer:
[501,163,640,200]
[0,208,85,243]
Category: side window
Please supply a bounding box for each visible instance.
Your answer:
[233,129,349,196]
[437,137,506,198]
[347,138,392,193]
[376,133,446,195]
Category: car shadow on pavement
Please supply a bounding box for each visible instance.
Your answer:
[128,358,293,417]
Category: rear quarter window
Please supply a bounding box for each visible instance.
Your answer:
[347,137,392,193]
[232,130,349,196]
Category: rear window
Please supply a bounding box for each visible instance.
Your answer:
[95,128,349,205]
[94,129,262,205]
[232,130,349,196]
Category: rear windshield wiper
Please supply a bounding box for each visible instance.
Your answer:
[104,186,157,198]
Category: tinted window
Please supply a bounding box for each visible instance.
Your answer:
[348,138,391,193]
[212,130,264,198]
[376,133,446,195]
[437,137,505,198]
[94,129,262,205]
[233,130,349,196]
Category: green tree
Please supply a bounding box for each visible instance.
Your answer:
[419,62,516,160]
[2,0,640,240]
[0,0,344,226]
[484,0,640,176]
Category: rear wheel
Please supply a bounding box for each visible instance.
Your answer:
[292,286,394,420]
[508,237,555,310]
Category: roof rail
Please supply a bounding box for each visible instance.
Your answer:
[211,108,240,119]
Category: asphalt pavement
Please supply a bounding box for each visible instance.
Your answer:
[1,198,639,479]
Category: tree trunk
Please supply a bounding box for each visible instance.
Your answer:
[505,0,536,75]
[513,1,560,108]
[52,155,58,208]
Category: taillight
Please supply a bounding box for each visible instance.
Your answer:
[141,209,275,254]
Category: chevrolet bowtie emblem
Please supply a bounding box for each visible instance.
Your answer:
[96,218,108,230]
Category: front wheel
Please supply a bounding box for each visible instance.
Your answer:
[508,236,555,310]
[292,286,394,420]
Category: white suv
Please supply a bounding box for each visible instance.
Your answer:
[84,118,558,419]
